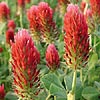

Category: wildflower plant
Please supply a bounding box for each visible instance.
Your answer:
[0,0,100,100]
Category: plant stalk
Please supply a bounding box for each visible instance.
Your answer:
[54,96,56,100]
[67,70,77,100]
[20,9,23,28]
[46,93,51,100]
[71,70,77,94]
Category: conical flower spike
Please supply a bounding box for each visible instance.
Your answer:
[11,29,40,100]
[45,44,60,70]
[0,2,10,23]
[64,4,89,70]
[27,6,41,42]
[38,2,59,43]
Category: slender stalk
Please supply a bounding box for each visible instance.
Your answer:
[80,69,83,86]
[71,70,77,94]
[67,70,77,100]
[20,9,23,28]
[54,96,56,100]
[94,35,96,52]
[89,34,92,47]
[46,93,51,100]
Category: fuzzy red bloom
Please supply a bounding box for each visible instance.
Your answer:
[27,6,41,42]
[27,6,39,31]
[17,0,25,7]
[7,20,16,30]
[38,2,58,43]
[11,29,40,99]
[80,1,86,12]
[64,4,89,70]
[90,0,100,16]
[45,44,60,70]
[6,29,14,45]
[25,0,31,3]
[0,47,3,53]
[0,84,5,99]
[0,2,10,22]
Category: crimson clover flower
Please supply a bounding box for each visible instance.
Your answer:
[11,29,40,99]
[64,4,89,70]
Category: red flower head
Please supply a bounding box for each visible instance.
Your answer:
[11,29,40,99]
[0,2,10,22]
[25,0,31,4]
[64,4,89,70]
[45,44,60,70]
[90,0,100,16]
[80,1,86,12]
[27,6,41,42]
[6,29,14,45]
[0,47,3,53]
[38,2,59,43]
[17,0,25,7]
[7,20,16,30]
[0,84,5,99]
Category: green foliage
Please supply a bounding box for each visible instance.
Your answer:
[82,86,100,100]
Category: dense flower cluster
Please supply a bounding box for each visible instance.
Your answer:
[6,29,14,45]
[45,44,60,70]
[17,0,25,7]
[11,29,40,99]
[7,20,16,30]
[27,6,41,42]
[25,0,31,3]
[27,2,59,43]
[90,0,100,16]
[80,1,86,12]
[0,2,10,22]
[0,84,5,99]
[64,4,89,70]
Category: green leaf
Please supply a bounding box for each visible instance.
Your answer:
[88,52,98,70]
[94,81,100,91]
[5,92,18,100]
[64,76,72,91]
[82,86,100,100]
[41,73,64,90]
[50,83,66,98]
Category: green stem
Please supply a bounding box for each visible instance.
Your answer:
[90,34,92,47]
[6,0,8,4]
[94,35,96,52]
[71,70,77,94]
[46,93,51,100]
[67,70,77,100]
[20,9,23,28]
[80,69,84,86]
[54,96,56,100]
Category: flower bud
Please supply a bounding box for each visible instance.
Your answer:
[6,29,14,45]
[45,44,60,70]
[0,2,10,23]
[0,84,5,100]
